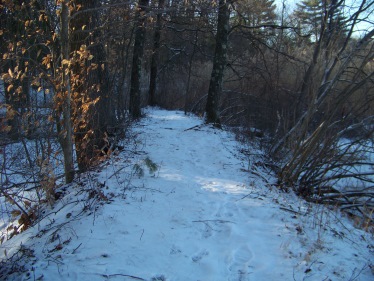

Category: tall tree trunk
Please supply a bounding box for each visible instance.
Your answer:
[71,0,115,171]
[58,0,75,183]
[130,0,149,118]
[205,0,230,126]
[148,0,164,106]
[117,22,135,122]
[184,29,198,114]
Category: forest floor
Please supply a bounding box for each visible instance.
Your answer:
[1,108,373,280]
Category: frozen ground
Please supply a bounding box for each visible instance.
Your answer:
[1,108,373,280]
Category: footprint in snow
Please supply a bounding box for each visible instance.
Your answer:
[202,223,213,238]
[170,245,182,255]
[192,249,209,262]
[215,221,233,238]
[216,202,238,218]
[228,245,254,281]
[151,275,166,281]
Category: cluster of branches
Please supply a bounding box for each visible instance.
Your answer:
[270,0,374,225]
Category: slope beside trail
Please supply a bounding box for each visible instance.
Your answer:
[1,108,372,281]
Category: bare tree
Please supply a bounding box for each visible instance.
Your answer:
[130,0,149,118]
[273,0,374,222]
[58,0,75,183]
[70,0,117,171]
[205,0,231,126]
[149,0,165,106]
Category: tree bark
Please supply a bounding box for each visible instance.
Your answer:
[71,0,115,171]
[59,0,75,183]
[130,0,149,118]
[205,0,230,126]
[148,0,164,106]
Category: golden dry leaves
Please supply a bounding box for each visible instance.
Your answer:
[2,73,12,82]
[8,68,13,78]
[42,54,52,69]
[61,59,70,65]
[31,78,40,87]
[7,84,13,92]
[15,86,22,94]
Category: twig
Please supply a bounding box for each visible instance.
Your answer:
[108,166,127,179]
[72,243,82,254]
[140,229,144,241]
[136,186,164,193]
[192,219,235,224]
[348,264,368,281]
[249,169,272,184]
[236,192,260,201]
[279,207,304,215]
[101,273,146,280]
[184,125,201,131]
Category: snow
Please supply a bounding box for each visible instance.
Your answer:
[1,108,373,280]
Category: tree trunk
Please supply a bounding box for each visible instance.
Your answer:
[184,29,198,114]
[71,0,116,171]
[117,21,135,122]
[148,0,165,106]
[58,0,75,183]
[130,0,149,118]
[205,0,230,126]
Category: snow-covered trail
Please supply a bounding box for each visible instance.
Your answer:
[126,110,293,281]
[110,110,275,280]
[2,108,372,281]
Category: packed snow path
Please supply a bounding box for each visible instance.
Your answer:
[127,110,291,280]
[2,109,372,280]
